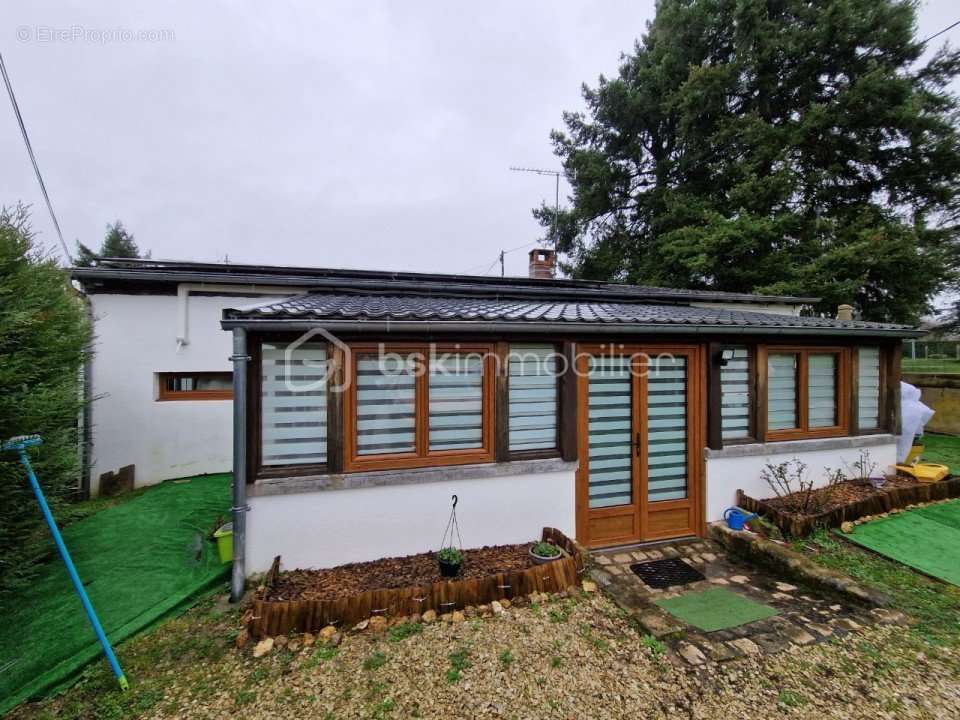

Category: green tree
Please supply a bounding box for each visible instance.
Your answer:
[74,220,144,267]
[539,0,960,322]
[0,204,90,596]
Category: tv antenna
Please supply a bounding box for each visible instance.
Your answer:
[509,166,562,249]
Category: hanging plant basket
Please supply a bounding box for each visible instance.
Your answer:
[437,495,464,576]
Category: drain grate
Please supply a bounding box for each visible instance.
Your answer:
[630,558,705,589]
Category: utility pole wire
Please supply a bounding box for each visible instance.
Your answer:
[0,52,72,263]
[921,19,960,45]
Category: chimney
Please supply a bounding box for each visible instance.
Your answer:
[836,304,854,321]
[528,248,557,279]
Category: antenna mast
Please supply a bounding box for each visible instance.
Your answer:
[509,166,562,250]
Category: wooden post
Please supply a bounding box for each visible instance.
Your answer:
[326,344,345,473]
[494,342,510,463]
[885,342,902,436]
[706,342,723,450]
[559,341,578,462]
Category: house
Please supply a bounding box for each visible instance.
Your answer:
[74,252,919,592]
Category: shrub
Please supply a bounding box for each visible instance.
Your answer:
[531,541,561,557]
[0,205,90,597]
[437,547,463,564]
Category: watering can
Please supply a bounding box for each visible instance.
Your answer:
[723,507,757,531]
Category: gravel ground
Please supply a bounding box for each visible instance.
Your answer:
[11,592,960,719]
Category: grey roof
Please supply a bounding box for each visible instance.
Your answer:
[71,257,819,305]
[222,293,921,337]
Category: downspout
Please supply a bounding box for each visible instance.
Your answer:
[229,327,249,602]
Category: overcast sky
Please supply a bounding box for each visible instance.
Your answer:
[3,2,960,278]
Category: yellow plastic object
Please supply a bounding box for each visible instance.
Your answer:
[895,462,949,484]
[904,444,924,465]
[213,523,233,563]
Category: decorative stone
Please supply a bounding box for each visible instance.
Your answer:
[439,612,453,623]
[451,611,466,623]
[834,618,861,631]
[491,601,505,615]
[582,580,598,593]
[678,643,706,666]
[235,629,249,649]
[353,619,369,631]
[499,598,512,609]
[807,622,833,638]
[709,577,729,585]
[274,635,289,648]
[422,610,437,624]
[410,613,422,624]
[774,582,797,592]
[729,575,749,584]
[369,616,387,632]
[319,625,338,640]
[478,604,492,617]
[463,606,477,618]
[288,639,301,653]
[782,625,815,646]
[772,592,793,601]
[728,638,760,656]
[329,632,342,647]
[252,637,274,658]
[302,632,316,647]
[840,521,855,533]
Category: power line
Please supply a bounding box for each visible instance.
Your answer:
[461,240,538,276]
[921,19,960,45]
[0,52,72,262]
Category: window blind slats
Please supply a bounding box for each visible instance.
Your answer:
[647,356,687,502]
[261,342,328,466]
[508,344,558,452]
[721,347,751,440]
[858,347,881,429]
[587,357,632,509]
[356,354,416,455]
[767,354,798,430]
[808,354,837,428]
[429,354,484,451]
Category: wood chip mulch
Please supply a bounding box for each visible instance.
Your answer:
[265,543,536,602]
[763,475,922,515]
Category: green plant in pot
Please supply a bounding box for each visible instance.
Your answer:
[529,541,562,565]
[438,546,464,577]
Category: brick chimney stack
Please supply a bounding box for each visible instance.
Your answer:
[528,248,557,279]
[836,304,854,321]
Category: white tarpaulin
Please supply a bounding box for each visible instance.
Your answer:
[898,381,935,463]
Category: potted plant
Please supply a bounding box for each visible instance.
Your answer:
[437,546,464,577]
[529,540,561,565]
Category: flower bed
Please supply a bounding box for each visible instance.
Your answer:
[245,527,586,639]
[737,476,960,537]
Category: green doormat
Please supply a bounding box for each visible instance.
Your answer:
[836,499,960,587]
[654,587,779,632]
[0,473,231,716]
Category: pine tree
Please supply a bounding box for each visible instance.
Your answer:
[73,220,144,267]
[540,0,960,322]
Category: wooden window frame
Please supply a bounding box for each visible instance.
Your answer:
[157,371,233,401]
[851,346,887,435]
[343,342,496,472]
[505,341,562,461]
[718,344,757,445]
[759,345,850,441]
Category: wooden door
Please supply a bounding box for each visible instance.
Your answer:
[575,345,703,547]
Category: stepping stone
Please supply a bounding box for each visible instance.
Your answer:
[678,642,707,666]
[870,608,909,625]
[689,554,703,564]
[752,633,790,655]
[709,577,730,585]
[774,582,798,592]
[631,551,648,561]
[608,565,623,575]
[595,555,612,565]
[701,552,717,562]
[782,624,816,646]
[613,553,633,564]
[638,608,684,639]
[829,604,843,611]
[728,638,761,656]
[729,575,750,584]
[771,592,793,601]
[646,550,664,560]
[661,546,681,559]
[808,623,834,638]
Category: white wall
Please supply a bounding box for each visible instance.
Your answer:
[87,291,285,494]
[704,438,898,522]
[245,469,576,573]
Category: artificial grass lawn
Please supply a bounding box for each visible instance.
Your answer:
[838,500,960,588]
[916,432,960,473]
[654,587,778,632]
[0,473,231,716]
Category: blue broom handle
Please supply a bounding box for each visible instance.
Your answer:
[17,449,128,691]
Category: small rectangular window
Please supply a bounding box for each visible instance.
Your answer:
[767,353,799,431]
[356,353,417,456]
[808,354,837,428]
[260,342,327,467]
[858,347,881,429]
[508,344,558,452]
[429,352,484,452]
[158,372,232,400]
[720,347,751,440]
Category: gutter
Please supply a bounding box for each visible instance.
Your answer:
[218,318,924,339]
[229,328,249,602]
[175,283,305,348]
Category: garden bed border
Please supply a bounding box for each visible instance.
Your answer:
[736,476,960,537]
[246,528,587,639]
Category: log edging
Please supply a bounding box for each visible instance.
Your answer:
[736,476,960,538]
[247,527,585,639]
